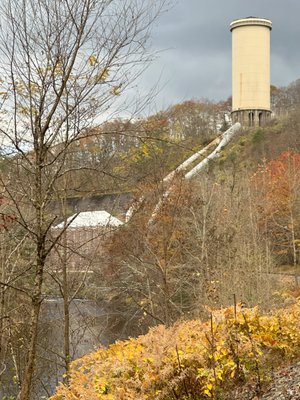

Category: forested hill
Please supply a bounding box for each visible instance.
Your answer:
[49,101,300,399]
[2,0,300,397]
[2,78,300,400]
[41,78,300,203]
[99,105,300,334]
[38,98,231,201]
[43,77,300,338]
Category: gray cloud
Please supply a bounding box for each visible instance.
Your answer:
[136,0,300,112]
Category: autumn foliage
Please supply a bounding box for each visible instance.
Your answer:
[252,151,300,215]
[0,197,16,231]
[50,300,300,400]
[252,151,300,263]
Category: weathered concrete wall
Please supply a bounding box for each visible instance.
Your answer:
[50,191,133,219]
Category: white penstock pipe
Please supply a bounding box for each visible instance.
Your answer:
[148,123,241,225]
[125,135,221,222]
[162,136,221,184]
[185,123,241,180]
[127,123,241,224]
[125,195,144,222]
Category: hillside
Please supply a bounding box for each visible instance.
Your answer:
[48,112,300,398]
[214,114,300,174]
[1,0,299,397]
[50,299,300,400]
[2,94,300,399]
[92,111,300,340]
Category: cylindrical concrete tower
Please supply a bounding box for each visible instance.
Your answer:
[230,17,272,127]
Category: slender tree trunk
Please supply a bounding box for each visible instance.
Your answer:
[20,158,45,400]
[62,221,71,378]
[20,277,43,400]
[0,263,5,359]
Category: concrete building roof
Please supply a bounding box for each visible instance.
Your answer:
[54,211,123,229]
[230,17,272,31]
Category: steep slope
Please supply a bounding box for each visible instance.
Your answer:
[50,300,300,400]
[215,113,300,175]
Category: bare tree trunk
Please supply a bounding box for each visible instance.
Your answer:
[62,210,71,378]
[20,299,41,400]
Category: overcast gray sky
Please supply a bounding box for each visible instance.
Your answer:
[136,0,300,112]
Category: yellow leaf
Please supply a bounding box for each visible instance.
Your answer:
[88,54,97,66]
[95,68,109,83]
[216,370,223,381]
[111,85,121,96]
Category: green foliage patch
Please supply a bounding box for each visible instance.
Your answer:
[251,128,264,144]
